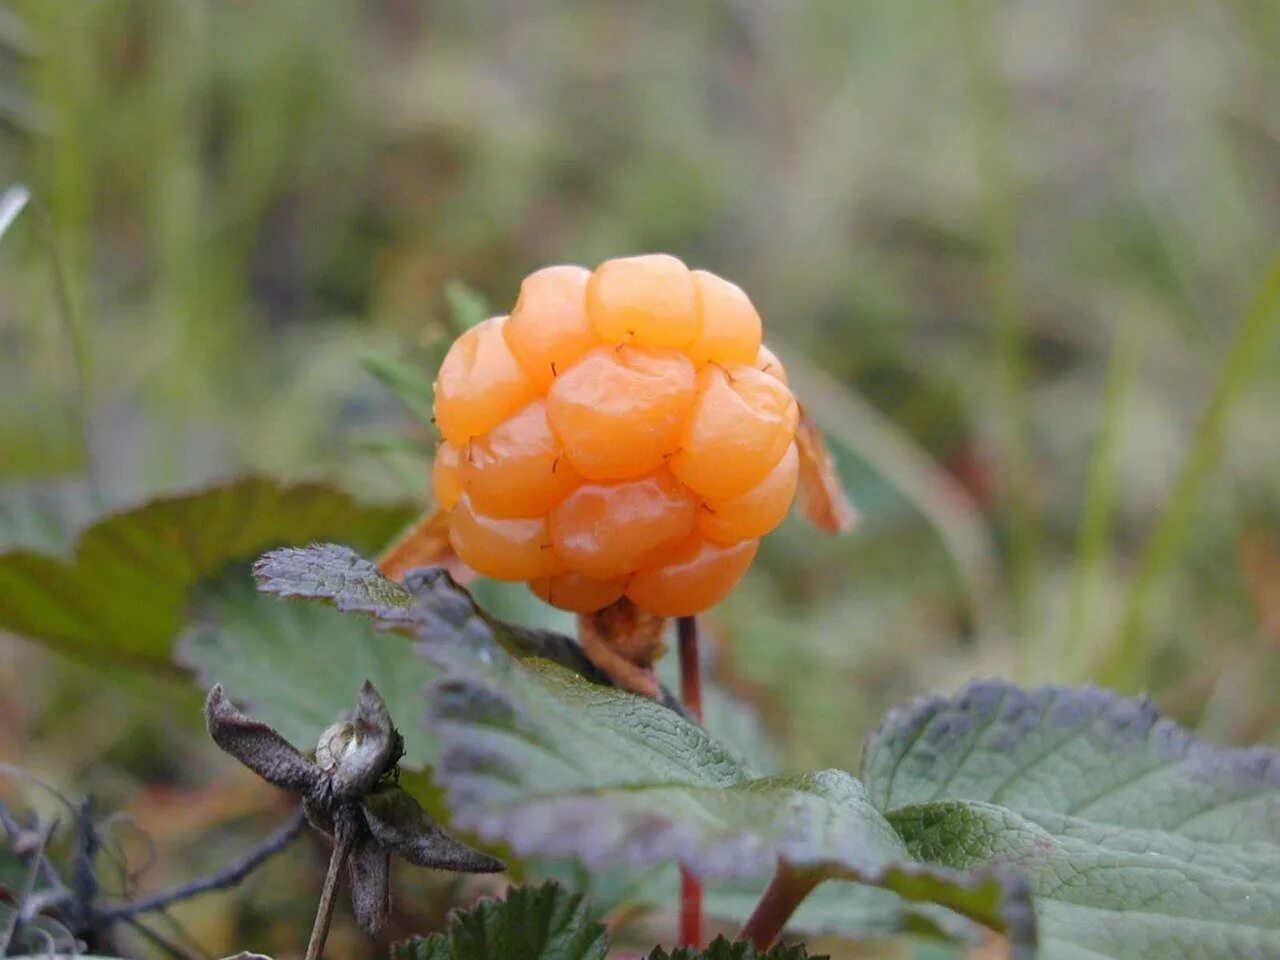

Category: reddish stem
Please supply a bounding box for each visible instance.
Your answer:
[676,615,704,947]
[677,615,703,720]
[736,863,822,950]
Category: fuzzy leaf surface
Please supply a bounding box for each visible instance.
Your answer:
[0,478,411,666]
[864,680,1280,959]
[390,881,606,960]
[245,547,1030,950]
[179,577,438,766]
[421,633,1032,953]
[253,545,688,713]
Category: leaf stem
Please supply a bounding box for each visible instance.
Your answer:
[676,615,704,947]
[305,815,354,960]
[736,862,822,950]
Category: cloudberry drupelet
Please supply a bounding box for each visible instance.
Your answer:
[432,253,798,618]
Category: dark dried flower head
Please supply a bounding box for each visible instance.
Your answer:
[203,681,503,934]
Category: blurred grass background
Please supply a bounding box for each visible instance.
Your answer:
[2,1,1280,956]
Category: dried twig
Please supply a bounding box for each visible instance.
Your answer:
[98,809,307,921]
[0,820,55,955]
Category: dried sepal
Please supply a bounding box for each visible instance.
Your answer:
[204,685,326,795]
[361,784,504,873]
[329,682,402,800]
[346,836,392,934]
[575,597,667,698]
[795,407,858,535]
[378,508,474,583]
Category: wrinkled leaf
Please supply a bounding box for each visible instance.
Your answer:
[391,881,606,960]
[196,544,684,772]
[864,680,1280,960]
[647,937,823,960]
[532,860,959,947]
[421,638,1032,953]
[179,576,438,767]
[255,542,420,617]
[253,545,687,714]
[251,548,1020,947]
[0,478,412,666]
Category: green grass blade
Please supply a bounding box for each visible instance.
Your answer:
[0,183,96,498]
[959,0,1041,658]
[1064,319,1138,679]
[1101,246,1280,690]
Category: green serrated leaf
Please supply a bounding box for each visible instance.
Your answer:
[252,545,689,714]
[214,543,680,771]
[418,619,1031,953]
[178,575,439,767]
[863,680,1280,959]
[0,479,412,667]
[646,936,823,960]
[248,548,1026,951]
[391,882,606,960]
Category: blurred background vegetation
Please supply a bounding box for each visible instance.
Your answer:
[2,1,1279,957]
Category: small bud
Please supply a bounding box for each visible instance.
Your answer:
[330,681,401,799]
[315,720,355,777]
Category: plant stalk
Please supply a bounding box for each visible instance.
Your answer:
[305,817,354,960]
[1101,245,1280,690]
[676,615,703,947]
[959,0,1041,656]
[736,862,822,949]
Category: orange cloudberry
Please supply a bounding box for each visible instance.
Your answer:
[432,254,800,617]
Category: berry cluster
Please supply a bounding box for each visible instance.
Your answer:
[432,254,799,617]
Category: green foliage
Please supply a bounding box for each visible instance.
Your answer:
[234,544,1280,958]
[392,883,829,960]
[360,349,438,423]
[865,681,1280,959]
[0,478,411,667]
[391,882,606,960]
[425,591,1280,958]
[647,937,822,960]
[252,545,687,713]
[254,547,1028,952]
[185,541,680,771]
[180,578,437,767]
[0,481,94,552]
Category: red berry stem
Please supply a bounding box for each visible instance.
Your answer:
[677,615,704,719]
[677,615,704,947]
[736,863,822,950]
